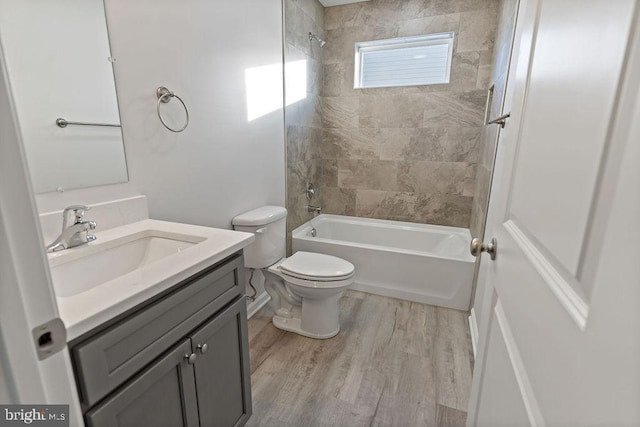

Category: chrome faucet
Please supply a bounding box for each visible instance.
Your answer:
[307,205,321,214]
[46,205,97,252]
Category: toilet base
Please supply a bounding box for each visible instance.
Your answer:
[272,315,339,339]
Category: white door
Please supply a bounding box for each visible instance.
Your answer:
[0,35,83,424]
[467,0,640,425]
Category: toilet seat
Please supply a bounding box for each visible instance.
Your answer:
[278,251,355,282]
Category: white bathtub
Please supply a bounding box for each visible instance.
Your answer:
[292,215,475,310]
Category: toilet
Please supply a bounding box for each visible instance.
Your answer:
[232,206,354,339]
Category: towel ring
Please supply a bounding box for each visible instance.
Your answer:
[156,86,189,132]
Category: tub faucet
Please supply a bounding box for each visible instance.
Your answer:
[307,205,321,214]
[46,205,97,252]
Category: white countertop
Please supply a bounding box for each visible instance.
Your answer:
[51,219,254,341]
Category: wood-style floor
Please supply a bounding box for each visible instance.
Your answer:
[247,290,474,427]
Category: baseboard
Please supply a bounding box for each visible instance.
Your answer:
[247,291,271,319]
[469,308,479,358]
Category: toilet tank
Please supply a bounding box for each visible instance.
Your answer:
[232,206,287,269]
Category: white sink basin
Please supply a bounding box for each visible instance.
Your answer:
[48,219,254,340]
[50,231,205,297]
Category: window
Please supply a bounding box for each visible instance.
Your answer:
[354,32,454,89]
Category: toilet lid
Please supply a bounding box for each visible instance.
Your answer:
[279,251,354,281]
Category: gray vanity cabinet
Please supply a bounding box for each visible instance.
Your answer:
[85,339,200,427]
[72,253,252,427]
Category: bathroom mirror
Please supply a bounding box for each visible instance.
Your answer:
[0,0,128,194]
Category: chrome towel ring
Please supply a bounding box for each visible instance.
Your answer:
[156,86,189,132]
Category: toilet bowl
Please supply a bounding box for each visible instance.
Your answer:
[232,206,355,339]
[263,252,354,339]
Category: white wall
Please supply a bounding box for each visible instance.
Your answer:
[103,0,286,229]
[0,0,127,194]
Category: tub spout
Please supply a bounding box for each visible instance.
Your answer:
[307,205,321,214]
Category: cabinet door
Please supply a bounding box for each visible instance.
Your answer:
[190,298,252,427]
[85,339,199,427]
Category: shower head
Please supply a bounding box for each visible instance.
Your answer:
[309,32,327,48]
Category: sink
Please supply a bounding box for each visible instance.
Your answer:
[47,219,255,340]
[50,231,205,297]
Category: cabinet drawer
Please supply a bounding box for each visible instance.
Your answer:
[73,254,245,407]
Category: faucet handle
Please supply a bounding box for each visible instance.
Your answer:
[88,221,97,230]
[63,205,90,214]
[62,205,90,227]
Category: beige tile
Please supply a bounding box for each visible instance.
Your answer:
[360,93,428,128]
[423,90,487,127]
[479,49,494,67]
[478,124,499,168]
[292,0,324,29]
[323,62,356,97]
[355,189,417,219]
[320,187,357,216]
[463,163,478,197]
[286,93,322,128]
[379,128,416,161]
[307,56,323,94]
[458,8,498,53]
[449,52,481,91]
[323,96,359,128]
[382,128,446,161]
[286,125,322,163]
[324,3,363,31]
[322,127,380,160]
[472,163,492,214]
[398,161,468,195]
[445,127,482,163]
[381,127,480,163]
[397,13,460,37]
[477,64,493,89]
[415,193,473,227]
[338,159,398,191]
[320,158,338,187]
[288,160,321,200]
[322,28,351,65]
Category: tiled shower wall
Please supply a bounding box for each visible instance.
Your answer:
[469,0,519,238]
[319,0,498,227]
[284,0,325,252]
[470,0,519,322]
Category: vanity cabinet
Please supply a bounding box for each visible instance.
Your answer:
[69,253,252,427]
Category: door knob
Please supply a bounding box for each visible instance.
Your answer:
[470,237,497,260]
[197,343,208,354]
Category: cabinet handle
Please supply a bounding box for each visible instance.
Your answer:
[197,343,208,354]
[184,353,197,365]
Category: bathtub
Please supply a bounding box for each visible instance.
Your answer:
[292,214,475,310]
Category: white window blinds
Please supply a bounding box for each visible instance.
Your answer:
[354,33,454,89]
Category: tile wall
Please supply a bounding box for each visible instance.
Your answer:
[319,0,498,227]
[469,0,519,238]
[284,0,325,252]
